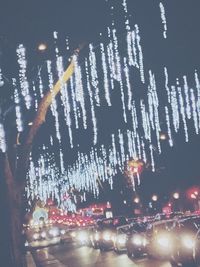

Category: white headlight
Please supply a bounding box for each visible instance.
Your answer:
[117,235,126,245]
[103,232,112,241]
[71,232,76,238]
[77,232,88,242]
[41,232,46,238]
[49,228,59,237]
[156,235,171,249]
[182,236,194,249]
[132,235,142,246]
[33,233,40,240]
[60,229,66,235]
[94,233,99,241]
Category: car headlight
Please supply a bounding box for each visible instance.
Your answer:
[71,232,76,238]
[103,232,112,241]
[77,231,88,243]
[41,231,47,238]
[33,233,40,240]
[182,235,194,249]
[94,233,99,241]
[132,235,143,246]
[49,228,60,237]
[60,229,66,235]
[117,234,126,245]
[156,234,171,249]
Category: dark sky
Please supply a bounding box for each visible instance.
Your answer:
[1,0,200,203]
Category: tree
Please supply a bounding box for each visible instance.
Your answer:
[0,51,76,267]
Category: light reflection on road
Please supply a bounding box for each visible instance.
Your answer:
[33,244,172,267]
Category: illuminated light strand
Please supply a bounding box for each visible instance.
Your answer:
[136,133,141,159]
[118,129,126,166]
[194,71,200,129]
[32,82,38,110]
[165,106,173,147]
[190,89,199,134]
[127,130,134,158]
[111,27,121,82]
[183,75,191,120]
[171,85,180,132]
[164,67,170,103]
[56,55,73,147]
[73,55,87,129]
[122,0,128,13]
[141,139,147,163]
[0,68,4,86]
[150,144,155,172]
[123,57,133,110]
[140,99,149,140]
[85,59,98,145]
[16,44,31,109]
[59,149,65,173]
[47,60,61,142]
[131,30,139,68]
[0,123,6,152]
[111,27,127,122]
[38,71,44,98]
[89,44,100,106]
[106,37,115,89]
[149,70,161,153]
[159,2,168,39]
[135,25,145,83]
[100,42,112,106]
[70,76,79,129]
[13,78,23,132]
[177,84,189,142]
[131,101,138,137]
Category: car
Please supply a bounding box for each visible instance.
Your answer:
[126,221,151,259]
[91,216,128,251]
[145,219,176,260]
[170,216,200,267]
[113,224,130,253]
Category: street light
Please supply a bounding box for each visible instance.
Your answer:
[38,43,47,51]
[173,192,180,199]
[152,195,158,202]
[134,197,140,204]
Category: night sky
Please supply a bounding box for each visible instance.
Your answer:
[0,0,200,206]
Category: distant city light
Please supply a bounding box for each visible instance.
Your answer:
[173,192,180,199]
[134,197,140,203]
[38,43,47,51]
[191,193,197,199]
[160,133,167,140]
[152,195,158,201]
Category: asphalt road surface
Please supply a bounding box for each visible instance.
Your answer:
[33,243,172,267]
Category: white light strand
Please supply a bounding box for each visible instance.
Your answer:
[0,123,6,152]
[16,44,31,109]
[89,44,100,106]
[73,55,87,129]
[123,57,133,110]
[165,106,173,147]
[171,85,180,132]
[85,59,98,145]
[13,78,23,132]
[159,2,168,39]
[135,25,145,83]
[177,83,188,142]
[164,67,170,103]
[190,89,199,134]
[100,42,112,106]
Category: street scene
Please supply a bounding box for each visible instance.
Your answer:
[0,0,200,267]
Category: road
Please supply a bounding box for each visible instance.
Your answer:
[33,243,172,267]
